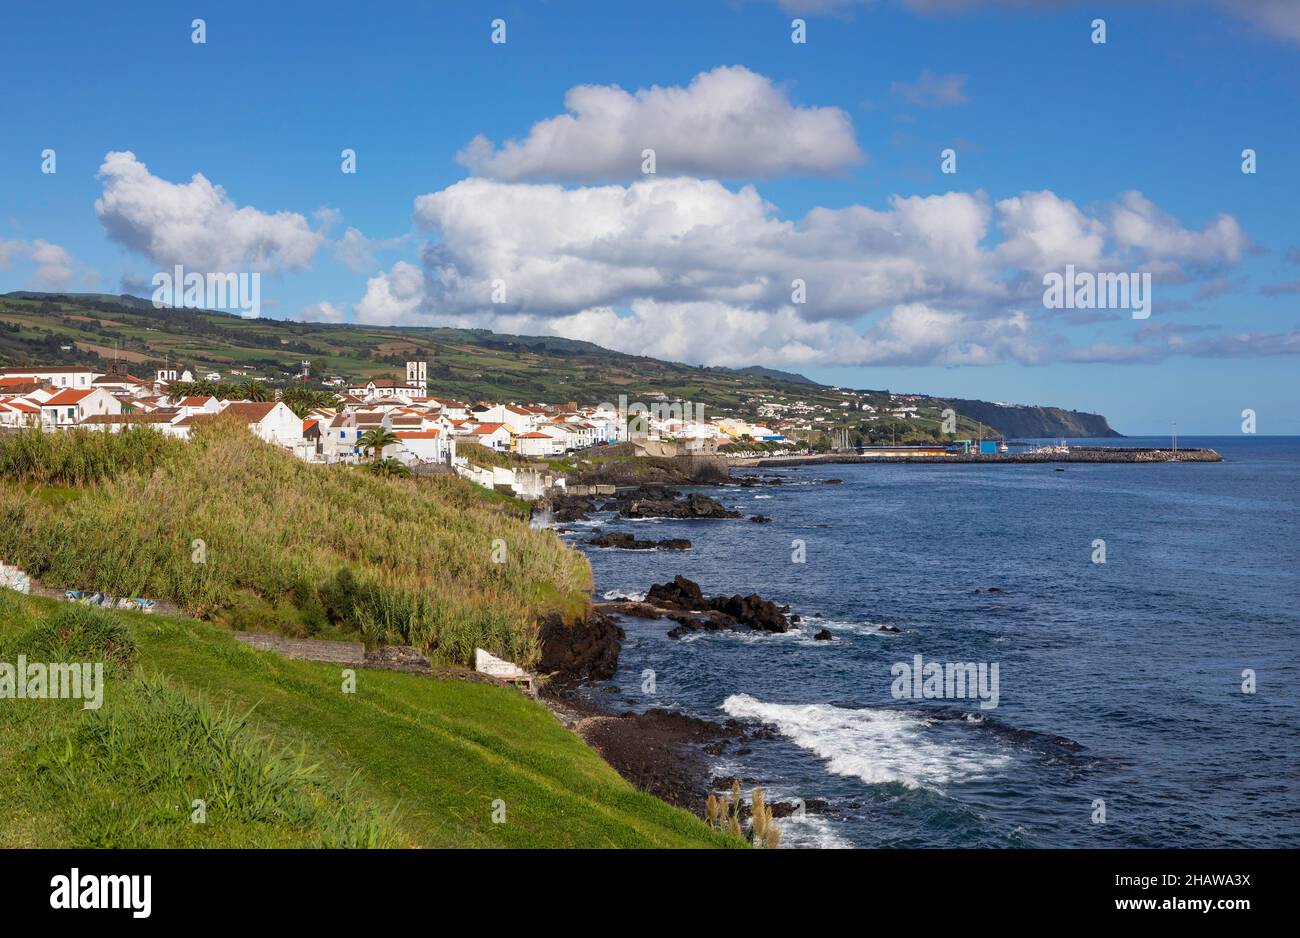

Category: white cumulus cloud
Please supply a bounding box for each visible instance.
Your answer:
[0,239,79,290]
[94,151,325,273]
[456,66,865,182]
[346,173,1251,367]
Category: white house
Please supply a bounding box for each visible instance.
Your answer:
[323,412,363,462]
[393,429,454,464]
[174,401,302,448]
[39,387,122,428]
[91,373,154,398]
[439,399,473,420]
[514,432,557,458]
[470,422,512,451]
[174,395,221,419]
[0,400,41,428]
[0,365,102,390]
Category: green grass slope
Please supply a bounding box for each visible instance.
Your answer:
[0,592,734,848]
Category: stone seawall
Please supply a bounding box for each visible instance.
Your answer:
[742,448,1222,467]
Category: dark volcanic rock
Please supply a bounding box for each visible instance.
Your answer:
[616,490,742,520]
[665,609,739,638]
[548,494,596,522]
[575,707,743,811]
[537,610,624,683]
[750,514,772,523]
[597,600,666,620]
[769,798,830,818]
[647,575,792,637]
[647,574,708,610]
[711,592,791,633]
[589,532,691,551]
[813,629,833,641]
[878,624,900,633]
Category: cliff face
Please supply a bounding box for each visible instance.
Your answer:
[946,398,1122,438]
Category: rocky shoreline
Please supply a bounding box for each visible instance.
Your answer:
[548,484,774,524]
[535,472,879,828]
[537,570,839,824]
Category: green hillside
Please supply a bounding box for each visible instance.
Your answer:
[0,592,733,848]
[0,291,1121,437]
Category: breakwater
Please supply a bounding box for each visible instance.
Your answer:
[737,447,1222,467]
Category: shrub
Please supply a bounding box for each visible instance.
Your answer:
[1,605,136,672]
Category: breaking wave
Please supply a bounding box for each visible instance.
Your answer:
[722,694,1011,791]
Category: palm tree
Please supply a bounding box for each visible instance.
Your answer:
[242,381,271,402]
[280,387,339,418]
[358,427,398,464]
[366,457,410,478]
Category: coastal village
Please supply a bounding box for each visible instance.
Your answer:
[0,359,809,498]
[0,359,1218,502]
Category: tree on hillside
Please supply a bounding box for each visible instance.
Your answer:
[280,386,339,418]
[240,381,271,402]
[366,457,410,478]
[359,427,399,464]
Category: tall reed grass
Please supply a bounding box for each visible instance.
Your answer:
[0,418,592,665]
[0,427,183,486]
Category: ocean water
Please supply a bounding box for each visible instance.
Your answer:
[559,436,1300,848]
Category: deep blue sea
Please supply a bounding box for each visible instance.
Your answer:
[558,436,1300,848]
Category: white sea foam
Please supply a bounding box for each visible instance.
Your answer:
[776,811,854,849]
[812,619,902,638]
[721,694,1009,791]
[601,589,647,602]
[676,624,829,647]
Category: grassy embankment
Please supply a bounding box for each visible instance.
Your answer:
[0,420,590,666]
[0,591,734,847]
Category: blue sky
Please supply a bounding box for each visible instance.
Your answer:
[1,0,1297,434]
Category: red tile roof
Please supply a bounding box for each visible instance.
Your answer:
[0,380,44,395]
[43,389,97,406]
[219,402,278,422]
